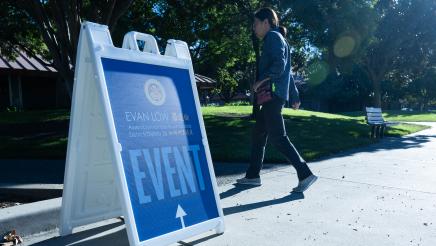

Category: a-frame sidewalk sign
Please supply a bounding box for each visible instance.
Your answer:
[59,21,225,246]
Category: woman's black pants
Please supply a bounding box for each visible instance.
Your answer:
[245,97,313,181]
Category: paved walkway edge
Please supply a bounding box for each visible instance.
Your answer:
[0,122,433,239]
[0,198,61,237]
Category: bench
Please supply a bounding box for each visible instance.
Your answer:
[365,107,386,138]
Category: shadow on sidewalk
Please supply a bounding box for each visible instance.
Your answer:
[178,188,304,245]
[33,221,128,246]
[0,159,65,185]
[178,233,223,246]
[33,186,303,245]
[313,134,436,163]
[222,190,304,216]
[219,184,259,200]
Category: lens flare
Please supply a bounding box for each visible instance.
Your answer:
[334,36,356,58]
[307,61,330,86]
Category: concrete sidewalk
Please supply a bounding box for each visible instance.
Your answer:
[5,123,436,245]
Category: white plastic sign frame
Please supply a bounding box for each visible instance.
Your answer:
[60,21,224,246]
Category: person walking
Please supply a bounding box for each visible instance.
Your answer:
[236,7,317,193]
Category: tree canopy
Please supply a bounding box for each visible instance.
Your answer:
[1,0,434,111]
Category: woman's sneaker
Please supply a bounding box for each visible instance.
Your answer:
[292,175,318,193]
[236,177,262,186]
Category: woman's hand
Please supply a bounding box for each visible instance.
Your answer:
[292,101,301,110]
[253,78,270,92]
[252,81,263,92]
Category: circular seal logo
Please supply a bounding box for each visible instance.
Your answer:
[144,79,166,106]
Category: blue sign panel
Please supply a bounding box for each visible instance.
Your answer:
[101,58,219,242]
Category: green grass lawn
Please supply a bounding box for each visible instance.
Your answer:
[202,106,428,162]
[340,110,436,122]
[0,109,69,124]
[0,107,430,161]
[0,110,69,159]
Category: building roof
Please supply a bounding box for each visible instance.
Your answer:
[195,73,216,89]
[195,73,215,84]
[0,49,216,88]
[0,49,56,73]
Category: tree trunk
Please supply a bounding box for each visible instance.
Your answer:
[63,77,74,100]
[372,78,382,108]
[23,0,133,102]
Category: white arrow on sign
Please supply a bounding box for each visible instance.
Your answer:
[176,204,187,229]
